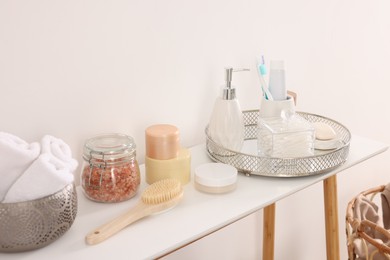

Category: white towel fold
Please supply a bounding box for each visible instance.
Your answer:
[41,135,78,171]
[0,132,40,201]
[3,153,75,203]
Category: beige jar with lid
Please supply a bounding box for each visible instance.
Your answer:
[145,124,190,185]
[81,133,140,203]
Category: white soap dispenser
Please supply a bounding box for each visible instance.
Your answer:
[208,67,249,151]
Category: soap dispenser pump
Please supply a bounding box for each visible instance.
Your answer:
[208,67,249,151]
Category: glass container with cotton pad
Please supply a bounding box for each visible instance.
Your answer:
[258,111,315,158]
[194,163,237,194]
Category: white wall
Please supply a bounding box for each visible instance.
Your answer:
[1,0,390,259]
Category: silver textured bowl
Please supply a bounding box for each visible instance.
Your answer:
[0,184,77,252]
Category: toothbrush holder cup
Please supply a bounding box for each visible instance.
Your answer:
[259,95,295,118]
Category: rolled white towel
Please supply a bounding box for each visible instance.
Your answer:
[3,153,75,203]
[0,132,40,201]
[41,135,78,171]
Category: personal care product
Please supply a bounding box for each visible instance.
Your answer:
[145,124,190,185]
[208,67,249,151]
[81,133,141,203]
[259,95,295,118]
[257,55,273,100]
[86,178,183,245]
[257,95,315,158]
[268,60,287,101]
[258,112,315,158]
[313,122,341,150]
[194,163,237,194]
[313,122,337,140]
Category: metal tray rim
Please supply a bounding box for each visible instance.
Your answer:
[205,110,351,177]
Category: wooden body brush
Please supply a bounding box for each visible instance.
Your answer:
[86,178,183,245]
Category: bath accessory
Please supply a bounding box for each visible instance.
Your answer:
[145,124,180,160]
[257,56,273,100]
[194,163,237,194]
[206,110,351,177]
[346,185,390,259]
[382,184,390,229]
[146,148,191,184]
[268,60,287,101]
[81,133,140,203]
[145,124,190,185]
[41,135,78,171]
[313,122,337,140]
[3,153,75,203]
[0,184,77,252]
[258,112,315,158]
[314,139,343,151]
[259,95,295,118]
[0,132,40,201]
[86,178,183,245]
[208,67,249,151]
[313,122,341,150]
[1,133,77,203]
[257,92,314,158]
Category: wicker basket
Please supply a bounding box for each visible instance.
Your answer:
[346,185,390,259]
[0,184,77,252]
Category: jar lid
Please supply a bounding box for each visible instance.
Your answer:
[145,124,180,160]
[83,133,136,162]
[195,163,237,188]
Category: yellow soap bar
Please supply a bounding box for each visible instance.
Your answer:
[145,148,191,185]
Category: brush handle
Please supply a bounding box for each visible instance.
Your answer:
[86,202,154,245]
[85,193,183,245]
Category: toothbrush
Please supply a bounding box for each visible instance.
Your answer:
[257,56,273,101]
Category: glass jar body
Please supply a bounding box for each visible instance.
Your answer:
[81,134,141,203]
[81,159,140,203]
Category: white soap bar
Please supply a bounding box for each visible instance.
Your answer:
[313,122,337,140]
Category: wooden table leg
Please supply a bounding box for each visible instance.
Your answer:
[263,203,275,260]
[323,175,340,260]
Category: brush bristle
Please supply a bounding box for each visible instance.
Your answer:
[141,178,183,205]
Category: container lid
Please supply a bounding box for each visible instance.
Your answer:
[259,113,314,134]
[83,133,136,162]
[195,163,237,187]
[145,124,180,160]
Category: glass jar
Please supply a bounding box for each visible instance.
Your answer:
[81,133,140,203]
[258,113,315,158]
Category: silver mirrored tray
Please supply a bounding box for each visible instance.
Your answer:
[205,110,351,177]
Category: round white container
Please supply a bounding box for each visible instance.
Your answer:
[194,163,237,194]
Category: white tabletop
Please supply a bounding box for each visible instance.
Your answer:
[3,135,388,260]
